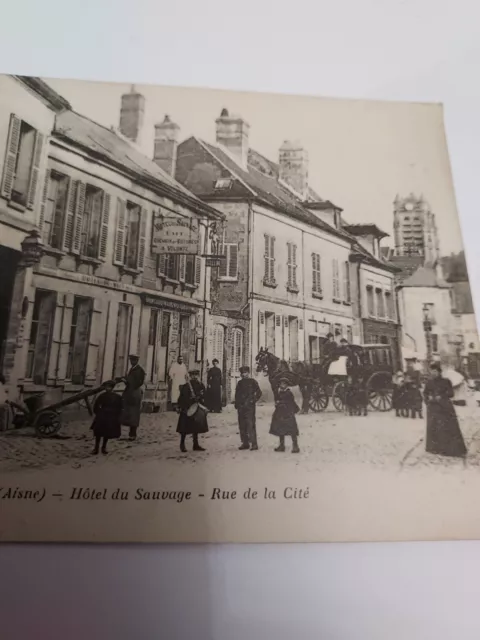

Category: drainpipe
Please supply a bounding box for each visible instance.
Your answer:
[201,219,209,383]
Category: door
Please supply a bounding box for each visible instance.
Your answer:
[179,314,190,368]
[289,317,299,362]
[113,303,132,378]
[146,309,160,383]
[157,312,170,382]
[230,327,244,399]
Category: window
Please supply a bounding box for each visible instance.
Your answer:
[66,296,93,384]
[212,324,225,371]
[113,199,146,270]
[312,253,322,295]
[263,234,276,285]
[165,254,179,280]
[376,289,385,318]
[44,171,70,249]
[1,114,43,209]
[185,255,195,285]
[81,185,104,258]
[231,328,244,373]
[287,242,298,291]
[214,178,232,190]
[343,261,351,303]
[25,289,56,384]
[366,285,374,316]
[112,303,132,378]
[218,229,238,280]
[332,259,341,300]
[385,291,394,319]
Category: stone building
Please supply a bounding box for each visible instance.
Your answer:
[171,109,356,402]
[1,80,223,411]
[393,193,440,264]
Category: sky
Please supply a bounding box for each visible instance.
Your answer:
[45,76,464,255]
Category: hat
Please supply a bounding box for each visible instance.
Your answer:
[239,366,250,373]
[430,362,442,372]
[326,332,334,339]
[129,353,139,359]
[189,369,200,375]
[278,377,290,385]
[212,358,219,364]
[103,379,116,388]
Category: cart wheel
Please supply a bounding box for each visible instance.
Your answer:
[309,383,329,413]
[34,410,61,438]
[332,381,347,412]
[367,372,393,412]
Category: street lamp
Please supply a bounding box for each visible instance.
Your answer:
[422,304,433,367]
[20,230,44,267]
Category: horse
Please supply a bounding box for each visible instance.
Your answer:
[255,348,315,414]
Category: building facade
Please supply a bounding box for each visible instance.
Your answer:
[1,80,222,411]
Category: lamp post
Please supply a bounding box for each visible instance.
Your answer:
[422,304,433,368]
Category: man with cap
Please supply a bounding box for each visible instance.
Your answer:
[121,354,145,441]
[234,365,262,451]
[176,369,208,452]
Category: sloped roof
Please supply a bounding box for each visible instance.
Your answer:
[195,138,351,242]
[344,223,389,239]
[451,281,475,314]
[53,110,223,220]
[17,76,71,112]
[388,255,425,282]
[400,265,450,288]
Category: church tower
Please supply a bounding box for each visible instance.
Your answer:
[393,193,440,264]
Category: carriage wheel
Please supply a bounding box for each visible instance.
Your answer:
[367,372,393,412]
[309,383,329,413]
[34,410,62,438]
[332,381,347,412]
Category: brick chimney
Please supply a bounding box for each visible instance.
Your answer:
[119,85,145,145]
[279,140,309,199]
[215,108,250,169]
[153,115,180,176]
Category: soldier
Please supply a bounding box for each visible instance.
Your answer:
[234,366,262,451]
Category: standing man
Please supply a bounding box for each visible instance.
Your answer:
[234,366,262,451]
[206,359,223,413]
[168,355,188,411]
[121,354,145,441]
[176,370,209,452]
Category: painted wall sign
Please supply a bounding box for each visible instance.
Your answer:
[152,214,200,255]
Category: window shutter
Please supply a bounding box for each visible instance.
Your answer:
[195,256,202,287]
[113,198,127,265]
[38,169,50,236]
[1,114,21,199]
[284,315,288,328]
[275,314,281,327]
[264,235,269,279]
[98,192,111,260]
[72,181,86,255]
[299,319,304,330]
[287,242,292,287]
[179,255,186,282]
[219,245,228,278]
[259,310,265,324]
[270,236,275,281]
[229,244,238,278]
[26,131,44,210]
[258,310,266,348]
[62,180,77,251]
[157,254,167,276]
[292,243,297,286]
[137,207,147,270]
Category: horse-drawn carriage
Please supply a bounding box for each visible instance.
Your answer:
[255,343,394,414]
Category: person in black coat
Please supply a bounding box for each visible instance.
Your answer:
[404,374,423,419]
[176,370,209,453]
[270,378,300,453]
[121,355,146,441]
[423,362,467,458]
[234,366,262,451]
[206,359,223,413]
[91,380,122,455]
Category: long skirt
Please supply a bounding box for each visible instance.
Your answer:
[121,389,142,428]
[269,408,299,437]
[206,382,222,412]
[426,400,467,457]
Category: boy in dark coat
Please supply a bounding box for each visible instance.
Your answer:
[270,378,300,453]
[176,370,209,453]
[91,380,122,455]
[404,374,423,419]
[234,366,262,451]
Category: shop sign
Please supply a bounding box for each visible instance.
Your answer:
[152,214,200,255]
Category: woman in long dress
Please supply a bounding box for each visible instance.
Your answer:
[423,362,467,458]
[206,359,223,413]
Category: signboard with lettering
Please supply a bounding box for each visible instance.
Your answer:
[140,293,198,314]
[152,214,200,255]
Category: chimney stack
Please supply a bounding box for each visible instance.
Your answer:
[153,115,180,177]
[119,85,145,145]
[215,108,250,169]
[279,140,309,199]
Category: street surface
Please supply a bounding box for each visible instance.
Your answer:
[1,398,480,475]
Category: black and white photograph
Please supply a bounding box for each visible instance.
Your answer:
[0,73,479,543]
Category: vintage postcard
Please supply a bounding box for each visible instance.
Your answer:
[0,74,478,543]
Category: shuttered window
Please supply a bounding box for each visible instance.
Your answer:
[42,171,70,249]
[66,296,93,384]
[332,259,341,299]
[287,242,298,289]
[81,185,105,258]
[385,291,394,319]
[218,229,238,280]
[312,253,322,294]
[114,200,146,270]
[264,235,275,283]
[1,114,44,209]
[343,261,351,303]
[231,328,244,373]
[25,289,57,384]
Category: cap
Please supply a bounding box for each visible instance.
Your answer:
[239,366,250,373]
[189,369,200,375]
[212,359,219,364]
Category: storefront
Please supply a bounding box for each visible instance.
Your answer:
[362,318,401,370]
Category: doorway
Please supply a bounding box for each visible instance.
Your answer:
[0,247,19,371]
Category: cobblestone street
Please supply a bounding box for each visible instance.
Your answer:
[2,397,480,475]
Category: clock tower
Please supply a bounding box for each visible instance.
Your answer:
[393,193,440,264]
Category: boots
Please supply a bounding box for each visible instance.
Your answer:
[292,436,300,454]
[275,437,286,452]
[180,436,187,453]
[193,435,205,452]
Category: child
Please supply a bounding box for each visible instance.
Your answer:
[269,377,300,453]
[405,373,423,419]
[91,380,122,455]
[345,375,357,416]
[392,371,406,417]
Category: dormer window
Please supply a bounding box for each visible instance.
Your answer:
[214,178,233,190]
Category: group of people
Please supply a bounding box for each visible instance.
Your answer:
[392,368,423,419]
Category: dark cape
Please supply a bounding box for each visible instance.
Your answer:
[121,365,145,428]
[91,390,122,439]
[176,379,209,435]
[424,376,467,457]
[270,388,299,437]
[206,366,223,412]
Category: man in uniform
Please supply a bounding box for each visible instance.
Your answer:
[234,366,262,451]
